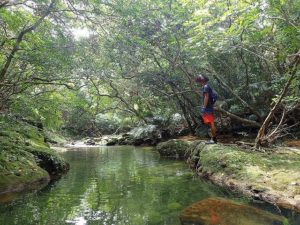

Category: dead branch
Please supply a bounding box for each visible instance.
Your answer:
[255,50,300,148]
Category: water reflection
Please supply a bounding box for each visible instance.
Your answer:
[0,146,299,225]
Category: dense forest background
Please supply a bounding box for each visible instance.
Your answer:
[0,0,299,148]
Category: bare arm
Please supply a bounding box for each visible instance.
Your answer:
[203,92,209,108]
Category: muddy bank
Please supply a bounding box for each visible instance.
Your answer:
[157,139,300,213]
[0,117,69,195]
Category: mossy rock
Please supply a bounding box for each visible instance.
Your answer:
[198,144,248,176]
[0,116,70,195]
[156,138,300,212]
[186,141,205,157]
[106,138,119,146]
[156,139,191,158]
[23,146,69,175]
[0,149,49,194]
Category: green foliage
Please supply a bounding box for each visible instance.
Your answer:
[95,114,121,134]
[0,0,299,138]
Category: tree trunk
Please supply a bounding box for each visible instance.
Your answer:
[255,53,300,149]
[214,105,261,128]
[169,82,195,134]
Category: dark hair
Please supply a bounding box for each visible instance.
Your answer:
[195,74,209,83]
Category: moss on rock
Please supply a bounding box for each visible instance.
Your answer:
[156,139,191,158]
[0,148,49,194]
[0,116,69,195]
[157,139,300,213]
[23,146,69,175]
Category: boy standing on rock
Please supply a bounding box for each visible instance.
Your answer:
[195,75,217,144]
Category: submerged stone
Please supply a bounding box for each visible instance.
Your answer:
[180,198,286,225]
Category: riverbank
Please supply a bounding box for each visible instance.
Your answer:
[0,117,69,195]
[157,139,300,213]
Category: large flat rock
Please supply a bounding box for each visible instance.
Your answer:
[180,197,286,225]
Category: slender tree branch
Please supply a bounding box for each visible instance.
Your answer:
[255,51,300,148]
[0,0,56,84]
[206,64,263,122]
[214,105,261,127]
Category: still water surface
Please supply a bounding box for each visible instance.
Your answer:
[0,146,299,225]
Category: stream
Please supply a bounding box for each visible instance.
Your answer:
[0,146,299,225]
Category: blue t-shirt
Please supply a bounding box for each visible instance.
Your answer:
[202,84,214,113]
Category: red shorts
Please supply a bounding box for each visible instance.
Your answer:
[203,113,214,124]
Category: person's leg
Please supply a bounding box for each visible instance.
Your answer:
[210,122,216,138]
[203,113,217,144]
[207,122,217,144]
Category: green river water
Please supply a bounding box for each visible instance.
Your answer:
[0,146,299,225]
